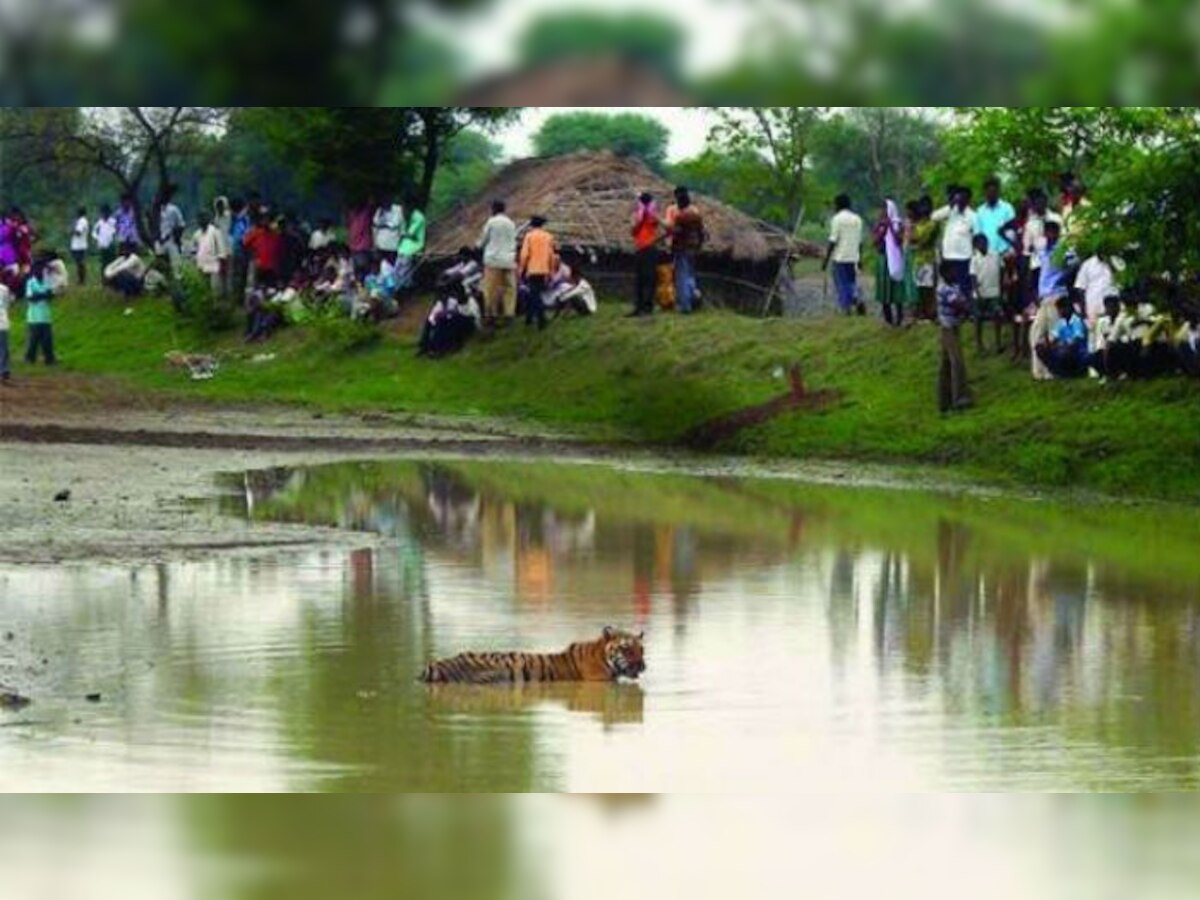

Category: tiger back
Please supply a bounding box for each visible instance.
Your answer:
[419,627,645,685]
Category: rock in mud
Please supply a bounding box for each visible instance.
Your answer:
[53,490,71,503]
[85,693,102,704]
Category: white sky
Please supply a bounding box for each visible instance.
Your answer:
[494,108,715,162]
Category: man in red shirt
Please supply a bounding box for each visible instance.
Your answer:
[630,192,662,317]
[243,214,285,289]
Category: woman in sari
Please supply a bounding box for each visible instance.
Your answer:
[909,197,940,321]
[872,199,909,327]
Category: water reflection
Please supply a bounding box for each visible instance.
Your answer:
[2,458,1200,791]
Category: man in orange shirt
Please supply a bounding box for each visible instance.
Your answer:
[518,215,557,330]
[630,192,662,317]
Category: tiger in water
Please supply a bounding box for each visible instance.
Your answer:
[419,627,646,685]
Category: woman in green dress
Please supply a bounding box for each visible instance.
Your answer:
[908,197,940,321]
[872,199,910,326]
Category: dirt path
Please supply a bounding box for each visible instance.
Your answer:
[0,373,602,566]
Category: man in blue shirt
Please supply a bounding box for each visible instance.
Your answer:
[975,177,1017,255]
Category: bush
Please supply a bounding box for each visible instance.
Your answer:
[309,303,382,353]
[176,268,239,335]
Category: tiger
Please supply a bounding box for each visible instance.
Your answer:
[419,627,646,685]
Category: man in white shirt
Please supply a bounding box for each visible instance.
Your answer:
[156,184,186,275]
[104,242,148,298]
[308,218,336,253]
[478,199,518,324]
[373,196,404,259]
[822,194,864,314]
[1074,254,1116,330]
[70,207,90,286]
[194,212,226,294]
[92,205,118,270]
[931,186,977,295]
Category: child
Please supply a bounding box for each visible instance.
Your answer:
[519,215,556,331]
[936,261,973,414]
[0,278,11,384]
[1036,295,1088,378]
[969,233,1003,354]
[70,206,89,286]
[1088,295,1122,380]
[23,260,56,365]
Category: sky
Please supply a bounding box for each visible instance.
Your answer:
[494,108,715,162]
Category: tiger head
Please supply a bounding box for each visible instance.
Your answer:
[601,626,646,680]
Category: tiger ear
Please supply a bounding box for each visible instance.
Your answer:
[602,626,615,640]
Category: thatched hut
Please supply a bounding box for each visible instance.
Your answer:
[427,151,819,312]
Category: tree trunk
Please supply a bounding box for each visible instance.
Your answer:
[416,112,441,211]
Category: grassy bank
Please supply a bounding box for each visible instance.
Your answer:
[11,287,1200,501]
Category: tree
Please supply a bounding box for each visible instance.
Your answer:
[429,130,503,220]
[703,108,827,227]
[670,149,791,227]
[518,13,685,81]
[241,107,519,211]
[532,112,670,172]
[1,106,227,243]
[809,108,944,209]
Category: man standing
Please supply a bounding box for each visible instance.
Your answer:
[822,194,864,315]
[975,177,1016,255]
[155,184,186,276]
[194,212,226,295]
[519,215,557,331]
[92,204,118,272]
[630,192,661,317]
[115,194,140,248]
[373,194,404,262]
[479,199,517,326]
[931,186,977,296]
[670,187,706,315]
[69,206,90,286]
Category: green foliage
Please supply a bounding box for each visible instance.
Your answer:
[518,13,684,79]
[176,268,239,335]
[933,107,1200,295]
[240,107,519,208]
[670,149,791,227]
[308,303,383,353]
[532,112,670,172]
[809,109,944,208]
[428,130,503,219]
[704,108,827,226]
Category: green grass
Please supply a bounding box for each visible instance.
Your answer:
[14,287,1200,501]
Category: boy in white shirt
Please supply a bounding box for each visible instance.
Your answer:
[70,207,90,286]
[92,205,118,270]
[969,234,1003,355]
[0,280,11,384]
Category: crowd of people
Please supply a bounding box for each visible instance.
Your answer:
[823,174,1200,413]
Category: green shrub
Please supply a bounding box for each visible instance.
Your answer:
[309,303,383,353]
[176,268,239,335]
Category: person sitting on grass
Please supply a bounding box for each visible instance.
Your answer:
[439,247,484,301]
[1176,309,1200,377]
[1030,220,1068,381]
[417,280,481,358]
[1036,295,1089,378]
[936,260,973,414]
[548,264,598,319]
[1087,295,1123,381]
[23,258,57,366]
[970,233,1004,355]
[313,246,355,306]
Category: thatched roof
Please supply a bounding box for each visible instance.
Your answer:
[428,151,813,264]
[459,57,691,106]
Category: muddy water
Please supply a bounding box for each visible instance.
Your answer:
[2,458,1200,793]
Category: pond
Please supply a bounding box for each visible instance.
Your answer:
[2,457,1200,793]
